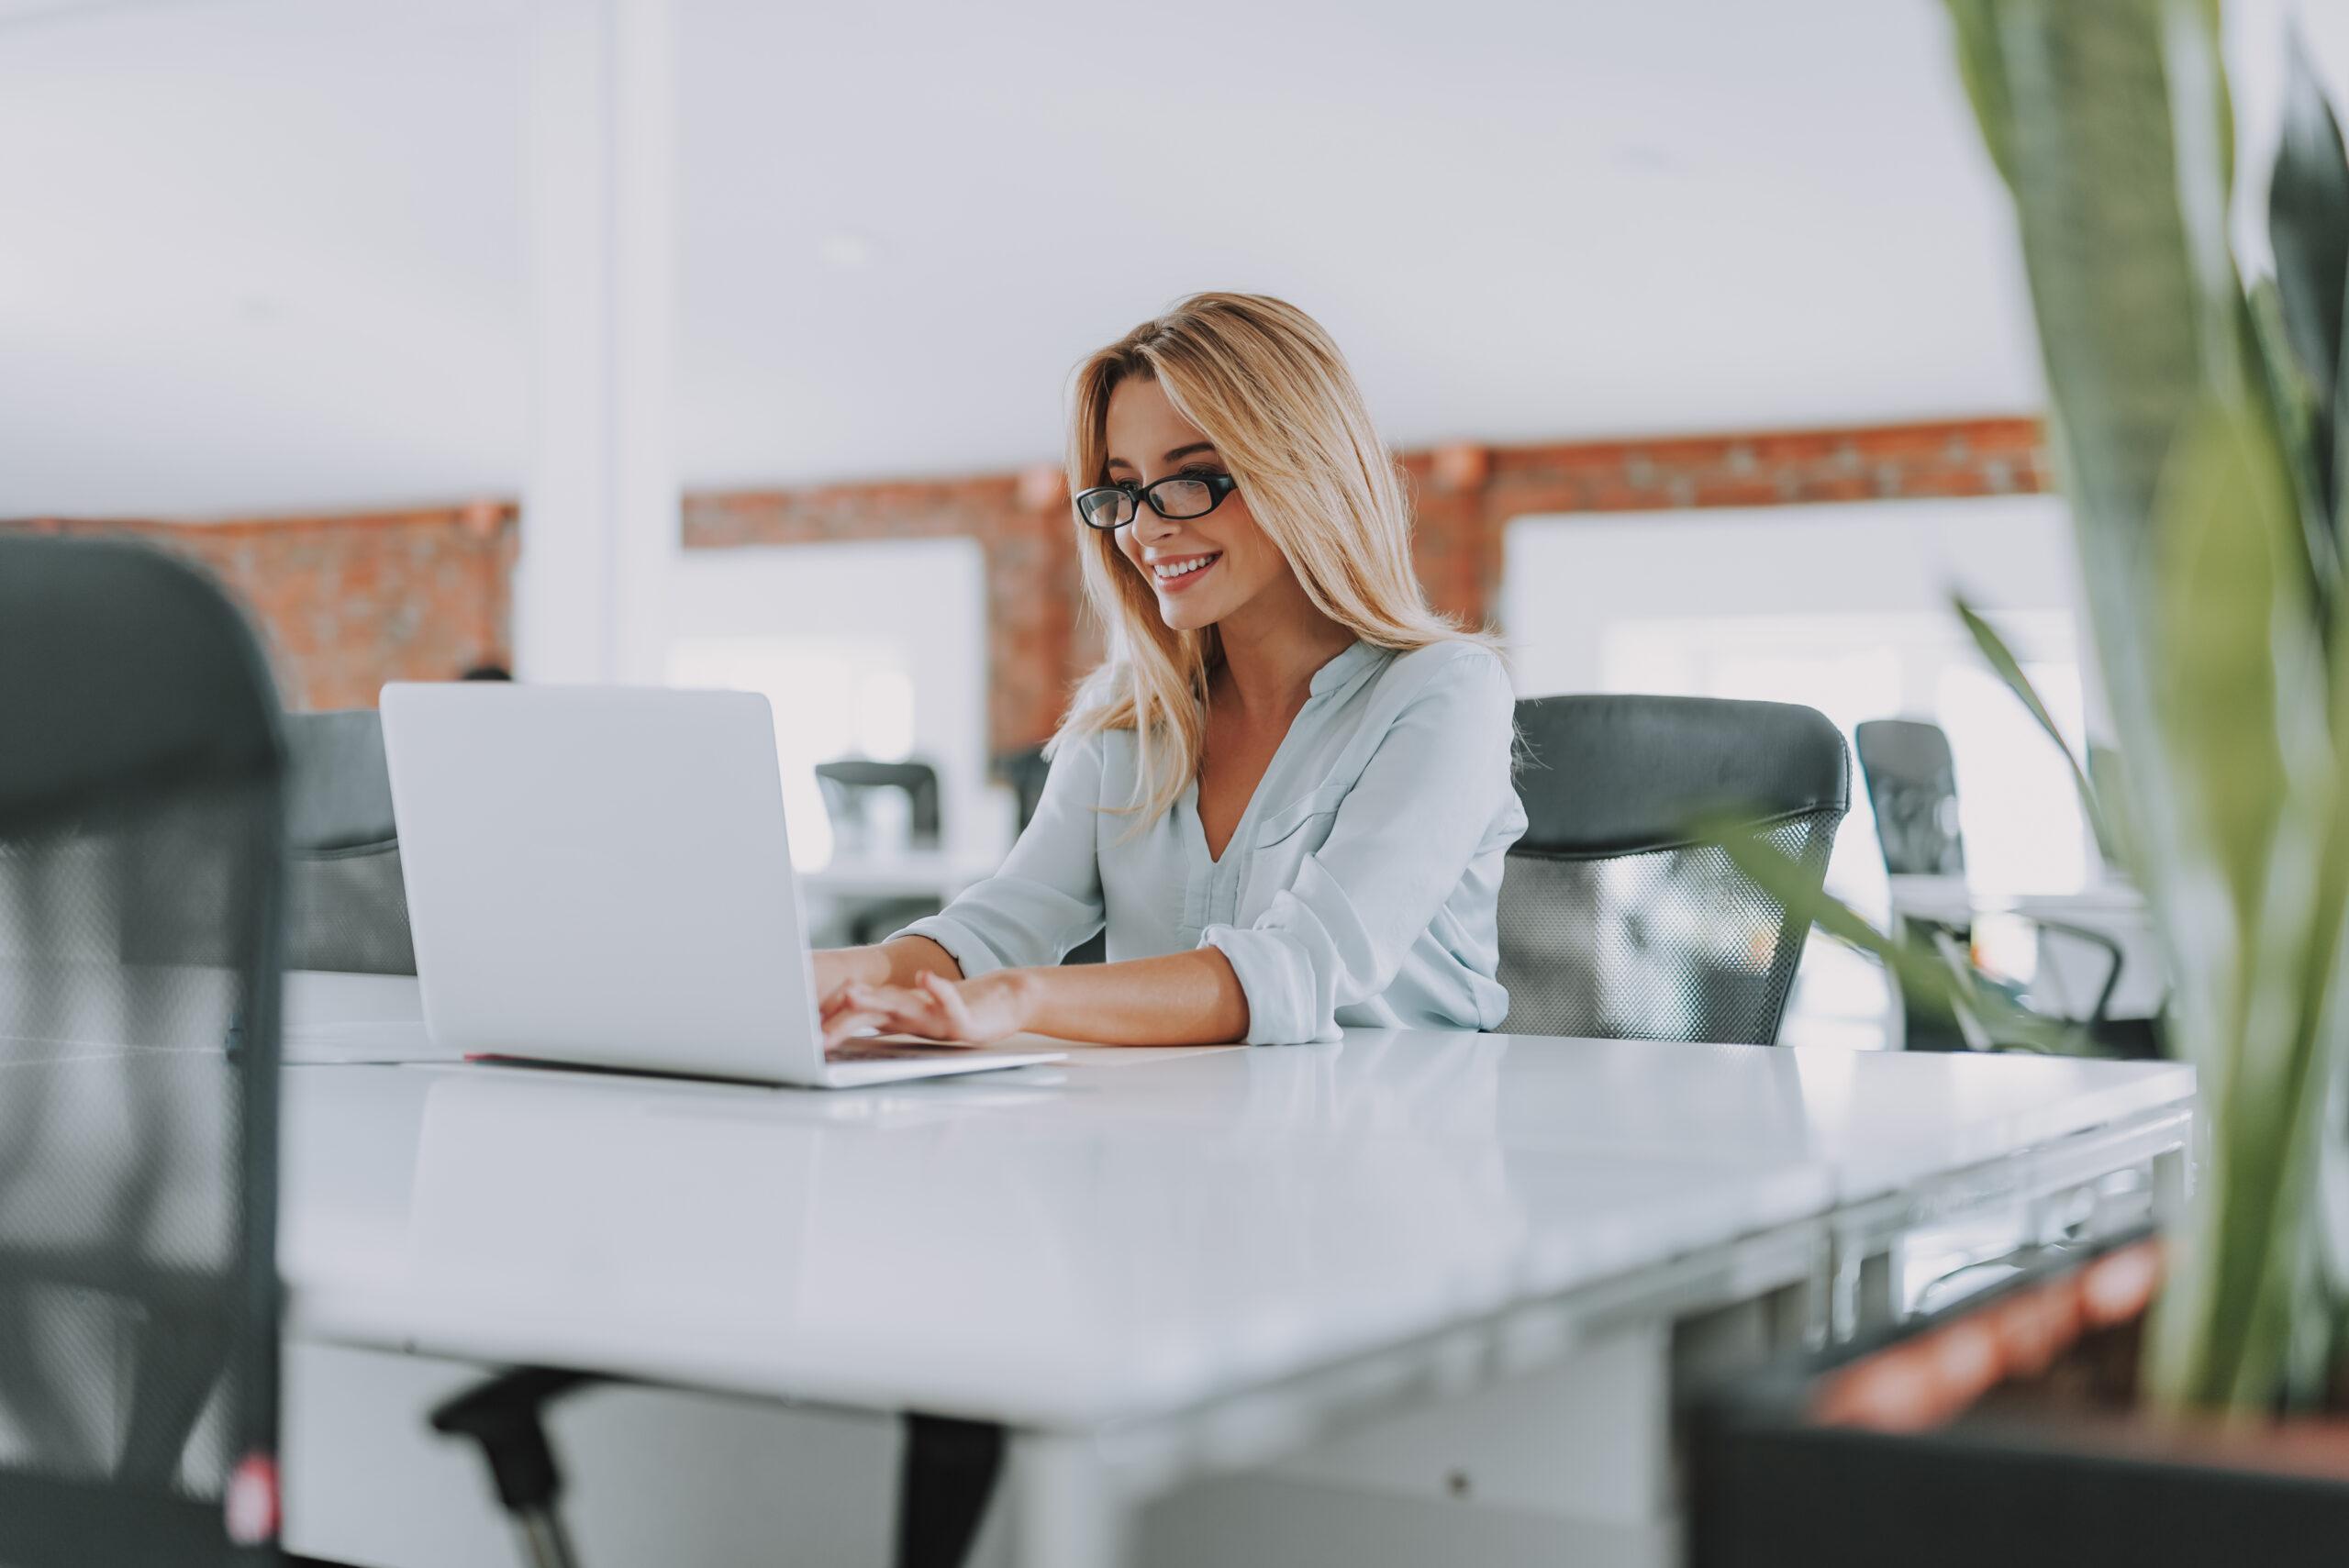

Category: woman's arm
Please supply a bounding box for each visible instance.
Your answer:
[820,948,1249,1049]
[810,733,1108,1015]
[812,936,962,1000]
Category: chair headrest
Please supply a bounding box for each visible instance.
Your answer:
[1512,693,1849,858]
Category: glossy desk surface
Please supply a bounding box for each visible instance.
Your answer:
[277,1030,2192,1430]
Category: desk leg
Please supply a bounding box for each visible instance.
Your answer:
[1827,1231,1897,1342]
[1010,1432,1130,1568]
[2153,1140,2192,1226]
[897,1415,1006,1568]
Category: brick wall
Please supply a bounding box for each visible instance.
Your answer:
[5,417,2048,744]
[688,416,2050,753]
[4,503,518,710]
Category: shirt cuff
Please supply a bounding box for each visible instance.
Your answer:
[1199,924,1338,1045]
[891,914,1008,981]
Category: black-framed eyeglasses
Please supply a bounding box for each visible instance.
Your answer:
[1073,472,1241,531]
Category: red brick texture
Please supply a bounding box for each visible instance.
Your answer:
[3,504,518,710]
[5,417,2048,746]
[687,417,2051,752]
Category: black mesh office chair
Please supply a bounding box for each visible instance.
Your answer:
[995,745,1104,966]
[814,760,943,846]
[1497,695,1849,1045]
[1852,718,1965,876]
[996,746,1053,839]
[0,536,288,1565]
[1853,717,2125,1050]
[283,710,416,974]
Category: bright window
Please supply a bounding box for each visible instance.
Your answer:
[665,637,917,870]
[662,539,994,869]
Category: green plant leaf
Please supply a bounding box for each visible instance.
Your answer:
[2154,400,2297,927]
[1708,818,2077,1055]
[2085,740,2138,873]
[2270,28,2349,524]
[1943,0,2016,186]
[1954,595,2110,849]
[2246,276,2340,628]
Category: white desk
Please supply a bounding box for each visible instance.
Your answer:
[799,851,998,903]
[1887,873,2169,1021]
[275,1031,2193,1567]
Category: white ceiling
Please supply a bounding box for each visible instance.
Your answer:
[1,0,2341,517]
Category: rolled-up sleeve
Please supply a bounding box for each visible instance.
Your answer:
[1201,650,1516,1044]
[893,731,1106,978]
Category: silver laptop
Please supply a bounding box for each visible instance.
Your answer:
[377,684,1063,1088]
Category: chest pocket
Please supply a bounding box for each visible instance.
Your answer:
[1242,783,1352,916]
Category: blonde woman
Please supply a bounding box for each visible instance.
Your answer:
[815,293,1526,1048]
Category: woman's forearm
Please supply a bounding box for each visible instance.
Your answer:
[822,935,963,991]
[995,948,1250,1046]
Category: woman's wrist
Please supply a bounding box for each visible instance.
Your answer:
[971,968,1044,1035]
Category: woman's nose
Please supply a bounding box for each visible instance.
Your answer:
[1128,494,1181,545]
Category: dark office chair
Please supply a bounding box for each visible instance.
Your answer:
[1851,718,1970,877]
[815,760,943,845]
[283,709,416,974]
[1497,695,1849,1045]
[1853,717,2125,1051]
[815,760,946,945]
[996,746,1053,839]
[0,536,288,1566]
[995,745,1103,965]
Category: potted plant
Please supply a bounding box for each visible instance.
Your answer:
[1695,1,2349,1558]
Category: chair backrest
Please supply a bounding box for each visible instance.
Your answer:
[814,760,942,848]
[1853,718,1965,876]
[283,709,416,974]
[994,746,1105,963]
[1498,694,1848,1045]
[996,746,1052,834]
[0,536,286,1565]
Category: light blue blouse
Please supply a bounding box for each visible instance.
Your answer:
[896,639,1528,1045]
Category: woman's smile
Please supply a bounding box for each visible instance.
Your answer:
[1149,550,1222,592]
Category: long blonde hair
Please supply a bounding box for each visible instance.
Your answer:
[1059,292,1478,820]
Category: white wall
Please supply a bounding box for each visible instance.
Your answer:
[663,539,996,863]
[1502,495,2080,699]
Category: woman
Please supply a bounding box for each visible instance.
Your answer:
[816,293,1525,1048]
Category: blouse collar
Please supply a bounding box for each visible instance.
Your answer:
[1308,639,1387,700]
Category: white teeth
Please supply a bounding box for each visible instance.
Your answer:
[1152,555,1217,581]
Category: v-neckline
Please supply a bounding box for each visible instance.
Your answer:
[1183,640,1375,868]
[1186,740,1287,869]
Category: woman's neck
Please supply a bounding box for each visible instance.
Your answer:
[1211,573,1358,720]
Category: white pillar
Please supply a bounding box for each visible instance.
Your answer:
[515,0,677,684]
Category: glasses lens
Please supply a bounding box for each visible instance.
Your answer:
[1149,478,1215,518]
[1077,488,1134,529]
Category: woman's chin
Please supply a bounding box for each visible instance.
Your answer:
[1154,598,1222,633]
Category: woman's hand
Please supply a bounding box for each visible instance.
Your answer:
[810,949,859,1016]
[809,938,959,1022]
[820,970,1037,1051]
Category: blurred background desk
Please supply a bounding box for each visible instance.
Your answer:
[800,851,997,904]
[275,1030,2192,1568]
[797,851,997,949]
[1886,872,2168,1045]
